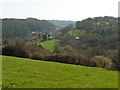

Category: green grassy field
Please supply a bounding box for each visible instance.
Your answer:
[2,56,118,88]
[69,29,88,37]
[40,39,59,53]
[0,56,2,89]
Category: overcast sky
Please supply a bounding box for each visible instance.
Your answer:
[0,0,119,21]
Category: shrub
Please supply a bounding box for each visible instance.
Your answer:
[2,47,27,57]
[95,56,114,69]
[0,47,2,55]
[103,50,118,70]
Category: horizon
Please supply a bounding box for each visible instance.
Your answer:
[0,16,118,21]
[1,0,119,21]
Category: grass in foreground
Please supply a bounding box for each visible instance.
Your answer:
[40,39,59,53]
[0,56,2,89]
[2,56,118,88]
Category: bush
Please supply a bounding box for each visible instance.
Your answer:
[103,50,118,70]
[95,56,114,69]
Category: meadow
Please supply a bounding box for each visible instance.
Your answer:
[40,39,59,53]
[2,56,118,88]
[68,29,88,37]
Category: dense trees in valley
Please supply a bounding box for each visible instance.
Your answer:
[55,16,118,70]
[58,16,118,51]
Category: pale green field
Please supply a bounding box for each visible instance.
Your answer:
[69,29,88,37]
[40,39,59,53]
[2,56,118,88]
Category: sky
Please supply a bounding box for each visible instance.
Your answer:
[0,0,119,21]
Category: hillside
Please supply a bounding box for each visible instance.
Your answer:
[76,16,118,34]
[49,20,75,28]
[57,17,118,61]
[2,56,118,88]
[2,18,56,40]
[40,39,59,53]
[68,29,88,37]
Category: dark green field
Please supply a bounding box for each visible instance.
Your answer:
[2,56,118,88]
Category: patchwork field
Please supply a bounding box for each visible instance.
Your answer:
[2,56,118,88]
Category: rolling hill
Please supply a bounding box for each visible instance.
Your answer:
[49,20,75,28]
[2,18,56,40]
[2,56,118,88]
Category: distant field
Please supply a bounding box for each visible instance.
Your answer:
[69,29,88,37]
[40,39,59,53]
[2,56,118,88]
